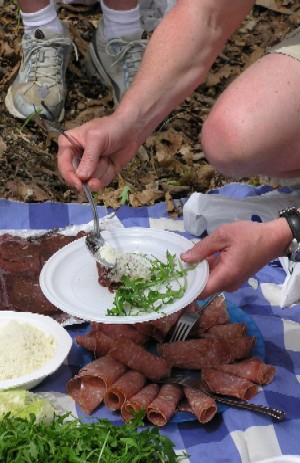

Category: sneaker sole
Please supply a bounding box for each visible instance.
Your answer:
[5,86,65,122]
[5,87,28,120]
[85,40,119,106]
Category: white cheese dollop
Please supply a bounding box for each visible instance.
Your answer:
[97,244,151,283]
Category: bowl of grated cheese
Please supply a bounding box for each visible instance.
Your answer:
[0,311,72,390]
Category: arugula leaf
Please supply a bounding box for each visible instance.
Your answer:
[0,411,180,462]
[107,251,196,316]
[119,185,131,205]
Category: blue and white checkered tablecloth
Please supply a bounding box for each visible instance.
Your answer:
[2,183,300,463]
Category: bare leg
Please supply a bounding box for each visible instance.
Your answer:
[18,0,50,13]
[103,0,138,9]
[201,52,300,178]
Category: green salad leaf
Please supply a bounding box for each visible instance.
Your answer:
[0,389,55,423]
[0,410,181,462]
[107,251,196,317]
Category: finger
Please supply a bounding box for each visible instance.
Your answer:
[57,142,83,190]
[80,158,110,191]
[181,235,226,264]
[98,158,122,188]
[85,157,122,191]
[75,131,112,180]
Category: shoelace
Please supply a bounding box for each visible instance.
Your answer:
[23,36,77,87]
[106,37,148,84]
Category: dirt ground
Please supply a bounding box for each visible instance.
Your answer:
[0,0,299,210]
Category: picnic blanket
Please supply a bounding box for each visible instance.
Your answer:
[2,182,300,463]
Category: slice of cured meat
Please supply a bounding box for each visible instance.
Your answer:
[157,337,256,370]
[201,367,258,400]
[157,338,234,369]
[96,262,120,292]
[0,232,81,321]
[66,376,106,415]
[224,337,256,360]
[76,330,115,357]
[109,337,171,382]
[212,357,276,384]
[191,294,230,334]
[38,234,78,266]
[78,355,127,386]
[147,383,183,426]
[1,274,59,315]
[104,370,146,411]
[183,386,217,423]
[90,323,148,345]
[66,355,128,414]
[202,323,247,338]
[121,384,160,422]
[177,399,192,413]
[135,308,185,343]
[0,234,41,276]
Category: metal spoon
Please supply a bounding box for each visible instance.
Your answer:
[35,114,114,269]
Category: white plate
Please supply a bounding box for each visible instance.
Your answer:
[0,311,72,390]
[253,457,300,463]
[40,228,209,324]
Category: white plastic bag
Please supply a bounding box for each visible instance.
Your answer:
[183,190,300,236]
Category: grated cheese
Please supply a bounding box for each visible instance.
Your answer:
[0,320,56,380]
[98,244,151,283]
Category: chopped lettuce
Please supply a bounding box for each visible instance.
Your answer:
[0,389,56,423]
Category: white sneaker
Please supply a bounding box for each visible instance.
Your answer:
[5,24,73,121]
[85,20,148,105]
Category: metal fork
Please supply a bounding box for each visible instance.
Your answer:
[35,114,114,269]
[160,375,285,421]
[169,292,222,342]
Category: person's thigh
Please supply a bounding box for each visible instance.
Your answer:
[201,46,300,178]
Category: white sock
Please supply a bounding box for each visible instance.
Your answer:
[21,2,64,35]
[100,1,141,39]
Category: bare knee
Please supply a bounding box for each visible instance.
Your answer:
[201,109,251,177]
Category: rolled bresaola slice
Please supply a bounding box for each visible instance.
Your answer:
[109,337,171,382]
[135,308,185,343]
[224,337,256,360]
[212,357,276,385]
[66,355,127,414]
[121,383,160,422]
[157,337,256,370]
[191,294,230,335]
[201,367,258,400]
[183,386,217,423]
[104,370,147,411]
[79,355,127,385]
[76,330,114,357]
[177,399,193,413]
[201,322,247,338]
[66,376,106,415]
[147,384,183,426]
[90,323,148,345]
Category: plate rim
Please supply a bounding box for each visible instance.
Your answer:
[39,228,209,324]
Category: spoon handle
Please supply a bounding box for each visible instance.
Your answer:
[206,393,284,421]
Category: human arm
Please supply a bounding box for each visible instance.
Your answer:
[57,0,255,190]
[180,218,293,299]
